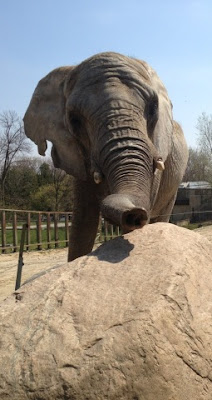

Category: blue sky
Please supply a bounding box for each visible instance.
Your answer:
[1,0,212,150]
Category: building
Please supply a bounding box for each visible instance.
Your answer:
[171,181,212,223]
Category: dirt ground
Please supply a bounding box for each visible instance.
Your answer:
[0,248,68,303]
[1,225,212,303]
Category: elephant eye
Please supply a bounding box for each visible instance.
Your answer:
[148,94,158,118]
[148,102,158,118]
[70,115,81,132]
[147,95,158,134]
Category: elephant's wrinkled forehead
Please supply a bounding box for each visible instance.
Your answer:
[75,52,150,85]
[65,53,154,114]
[65,53,152,117]
[69,53,150,88]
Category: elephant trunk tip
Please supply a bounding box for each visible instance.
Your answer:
[101,194,148,233]
[122,208,148,233]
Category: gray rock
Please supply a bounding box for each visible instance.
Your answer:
[0,222,212,400]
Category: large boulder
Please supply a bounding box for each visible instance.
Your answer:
[0,223,212,400]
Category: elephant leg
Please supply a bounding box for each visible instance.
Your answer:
[150,122,188,224]
[150,192,177,223]
[68,179,100,261]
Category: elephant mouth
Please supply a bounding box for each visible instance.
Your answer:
[101,194,148,233]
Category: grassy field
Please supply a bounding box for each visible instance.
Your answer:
[1,226,68,253]
[1,224,117,254]
[2,219,210,254]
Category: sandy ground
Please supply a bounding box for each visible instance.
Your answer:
[0,226,212,303]
[0,248,68,303]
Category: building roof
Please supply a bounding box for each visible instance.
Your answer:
[179,181,212,189]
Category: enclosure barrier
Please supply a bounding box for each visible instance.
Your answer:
[1,208,212,254]
[0,209,121,254]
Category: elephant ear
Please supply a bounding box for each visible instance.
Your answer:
[149,69,173,161]
[131,58,173,161]
[23,67,87,180]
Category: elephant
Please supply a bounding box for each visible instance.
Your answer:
[24,52,188,261]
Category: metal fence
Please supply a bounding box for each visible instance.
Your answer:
[0,209,121,254]
[1,207,212,254]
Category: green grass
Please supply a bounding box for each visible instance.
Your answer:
[1,227,68,253]
[1,225,119,254]
[185,220,212,230]
[185,223,201,230]
[1,216,122,254]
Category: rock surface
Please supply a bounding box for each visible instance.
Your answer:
[0,222,212,400]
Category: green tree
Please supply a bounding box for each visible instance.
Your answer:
[4,158,39,209]
[38,162,54,186]
[51,167,74,211]
[30,165,74,211]
[30,184,56,211]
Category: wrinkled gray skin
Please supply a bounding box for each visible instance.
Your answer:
[24,52,188,261]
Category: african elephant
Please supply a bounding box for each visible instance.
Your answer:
[24,52,188,261]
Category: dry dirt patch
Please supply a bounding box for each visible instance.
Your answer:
[0,225,212,303]
[0,248,68,303]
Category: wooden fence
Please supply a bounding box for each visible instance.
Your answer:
[0,209,121,254]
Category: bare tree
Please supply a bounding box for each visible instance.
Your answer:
[0,110,31,205]
[183,147,212,183]
[196,112,212,156]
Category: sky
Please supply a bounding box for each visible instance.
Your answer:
[1,0,212,153]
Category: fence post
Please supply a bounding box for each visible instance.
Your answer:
[54,214,59,248]
[65,214,69,247]
[47,213,51,249]
[98,217,102,243]
[26,212,31,251]
[13,212,18,252]
[115,225,120,237]
[104,220,108,241]
[110,224,114,239]
[1,210,6,253]
[37,213,42,250]
[15,223,27,290]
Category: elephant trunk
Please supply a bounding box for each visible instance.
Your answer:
[101,194,148,233]
[99,125,153,232]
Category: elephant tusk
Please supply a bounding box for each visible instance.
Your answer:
[37,140,47,156]
[156,159,165,171]
[94,171,102,184]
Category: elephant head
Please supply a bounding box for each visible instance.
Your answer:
[24,52,186,260]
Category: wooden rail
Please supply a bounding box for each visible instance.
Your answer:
[0,209,120,254]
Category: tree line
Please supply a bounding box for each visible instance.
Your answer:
[0,110,74,211]
[0,110,212,211]
[183,112,212,184]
